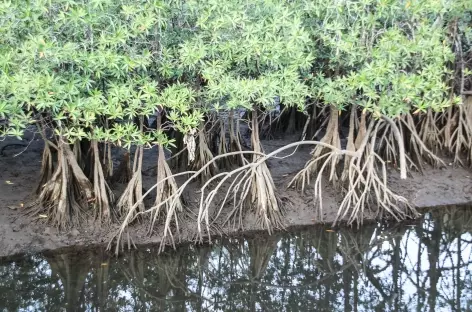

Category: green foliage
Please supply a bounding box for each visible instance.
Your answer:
[0,0,199,146]
[0,0,469,142]
[302,0,460,117]
[178,0,313,111]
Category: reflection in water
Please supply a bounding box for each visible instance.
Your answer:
[1,206,472,311]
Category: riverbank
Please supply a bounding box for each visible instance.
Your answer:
[0,134,471,258]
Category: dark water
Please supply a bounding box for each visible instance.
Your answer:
[1,207,472,312]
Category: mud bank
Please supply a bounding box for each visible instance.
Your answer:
[0,134,471,258]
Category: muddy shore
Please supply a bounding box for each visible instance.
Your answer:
[0,133,471,258]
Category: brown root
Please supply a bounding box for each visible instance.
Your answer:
[189,121,218,183]
[150,143,183,234]
[418,109,443,154]
[91,140,114,222]
[150,113,183,237]
[116,146,145,219]
[375,112,444,175]
[102,142,114,180]
[290,108,416,225]
[341,106,357,182]
[199,108,283,235]
[35,140,54,195]
[217,116,232,169]
[444,98,472,166]
[245,108,283,232]
[228,109,247,166]
[169,130,188,170]
[113,152,132,184]
[285,106,297,134]
[375,116,414,174]
[400,113,445,170]
[289,105,341,192]
[109,139,356,254]
[35,140,94,229]
[335,120,418,225]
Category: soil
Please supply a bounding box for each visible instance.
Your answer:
[0,131,471,258]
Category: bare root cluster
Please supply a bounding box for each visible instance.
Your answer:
[290,108,420,225]
[336,121,418,225]
[117,146,145,219]
[290,106,342,191]
[443,98,472,166]
[35,141,94,229]
[150,144,183,234]
[32,100,472,255]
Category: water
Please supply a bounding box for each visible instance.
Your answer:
[1,206,472,312]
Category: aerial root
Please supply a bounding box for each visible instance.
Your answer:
[247,108,282,233]
[335,121,418,226]
[228,109,247,166]
[418,109,443,154]
[35,140,54,195]
[35,140,93,229]
[116,146,145,219]
[216,116,232,169]
[289,105,341,192]
[290,113,417,225]
[107,111,425,253]
[196,108,283,237]
[91,140,114,222]
[444,98,472,166]
[113,152,132,184]
[148,113,184,241]
[400,113,445,170]
[190,121,218,183]
[108,140,349,254]
[149,143,183,238]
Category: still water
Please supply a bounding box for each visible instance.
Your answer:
[1,206,472,312]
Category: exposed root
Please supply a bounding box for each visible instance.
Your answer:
[102,142,114,180]
[310,105,330,140]
[400,113,445,170]
[418,109,443,154]
[223,108,283,232]
[341,107,358,182]
[150,113,183,236]
[217,116,232,169]
[169,131,188,170]
[285,106,297,134]
[113,152,132,184]
[245,108,283,232]
[200,109,286,236]
[74,140,92,178]
[91,139,114,222]
[379,115,408,177]
[259,106,283,139]
[335,120,418,225]
[228,109,247,166]
[289,105,341,191]
[150,143,183,234]
[34,140,94,229]
[35,140,54,195]
[108,140,355,254]
[444,98,472,166]
[290,110,417,225]
[190,121,218,183]
[116,146,145,219]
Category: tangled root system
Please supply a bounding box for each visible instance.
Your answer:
[35,141,94,229]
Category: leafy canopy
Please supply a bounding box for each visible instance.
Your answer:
[0,0,468,143]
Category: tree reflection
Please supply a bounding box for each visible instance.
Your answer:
[1,206,472,311]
